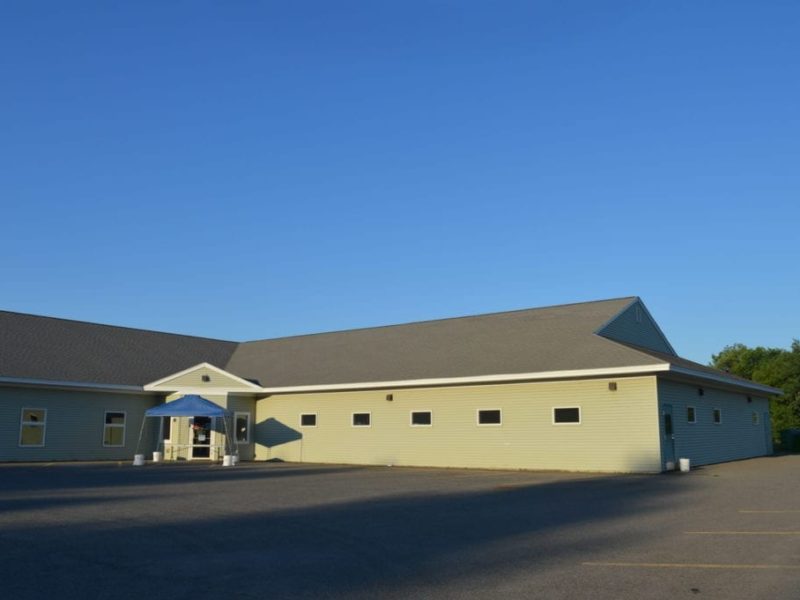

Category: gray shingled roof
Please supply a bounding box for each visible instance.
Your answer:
[1,298,775,393]
[0,311,237,386]
[224,297,666,387]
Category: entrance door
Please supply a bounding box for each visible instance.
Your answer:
[661,404,676,469]
[191,416,212,459]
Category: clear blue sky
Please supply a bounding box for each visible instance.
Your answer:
[1,1,798,364]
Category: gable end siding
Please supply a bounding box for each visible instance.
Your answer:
[597,300,675,355]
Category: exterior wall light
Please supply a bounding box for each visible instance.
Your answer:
[386,394,394,402]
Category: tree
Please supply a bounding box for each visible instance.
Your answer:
[711,340,800,438]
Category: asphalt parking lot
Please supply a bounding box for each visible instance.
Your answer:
[1,456,799,600]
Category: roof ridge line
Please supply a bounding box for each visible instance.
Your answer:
[0,309,239,345]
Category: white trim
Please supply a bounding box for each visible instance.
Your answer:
[234,411,251,444]
[713,408,722,425]
[299,413,318,428]
[410,410,433,427]
[102,410,127,447]
[1,376,144,393]
[19,407,47,447]
[351,412,371,427]
[552,406,581,425]
[687,405,697,424]
[143,362,266,392]
[262,365,671,394]
[477,408,502,426]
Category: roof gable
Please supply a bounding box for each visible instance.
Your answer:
[144,362,265,392]
[595,298,676,356]
[224,297,665,388]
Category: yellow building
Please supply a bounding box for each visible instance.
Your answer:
[0,297,779,472]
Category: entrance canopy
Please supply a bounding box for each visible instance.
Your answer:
[145,394,230,418]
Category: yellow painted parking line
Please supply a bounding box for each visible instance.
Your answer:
[583,562,800,570]
[739,510,800,514]
[685,531,800,536]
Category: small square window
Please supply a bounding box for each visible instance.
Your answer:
[300,413,317,427]
[410,411,432,426]
[477,409,501,426]
[553,407,581,424]
[713,408,722,424]
[687,406,696,424]
[352,413,371,427]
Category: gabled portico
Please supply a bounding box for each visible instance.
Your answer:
[144,363,266,461]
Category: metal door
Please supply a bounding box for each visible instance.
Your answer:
[661,404,676,469]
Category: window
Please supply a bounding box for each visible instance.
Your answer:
[19,408,47,447]
[162,416,172,441]
[300,413,317,427]
[235,412,250,444]
[553,407,581,424]
[410,411,432,426]
[713,408,722,424]
[752,412,759,425]
[687,406,696,424]
[103,411,126,447]
[352,413,371,427]
[477,409,502,426]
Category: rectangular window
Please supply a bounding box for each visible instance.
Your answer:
[687,406,696,424]
[103,411,126,447]
[752,412,759,425]
[19,408,47,447]
[713,408,722,424]
[553,407,581,424]
[300,413,317,427]
[162,416,172,441]
[352,413,371,427]
[410,411,432,426]
[235,412,250,444]
[477,409,502,426]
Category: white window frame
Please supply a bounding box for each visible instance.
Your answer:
[410,410,433,427]
[103,411,127,447]
[687,406,696,424]
[477,408,502,427]
[352,412,371,428]
[713,408,722,425]
[552,406,582,425]
[234,412,251,444]
[19,408,47,447]
[299,413,318,428]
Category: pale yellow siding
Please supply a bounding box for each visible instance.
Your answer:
[255,376,661,473]
[150,366,253,391]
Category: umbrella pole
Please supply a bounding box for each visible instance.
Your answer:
[134,416,148,459]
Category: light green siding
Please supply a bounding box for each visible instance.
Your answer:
[0,386,157,461]
[657,379,772,468]
[255,377,662,473]
[598,300,674,354]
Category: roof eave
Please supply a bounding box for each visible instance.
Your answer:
[0,376,148,394]
[259,364,672,394]
[666,365,783,396]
